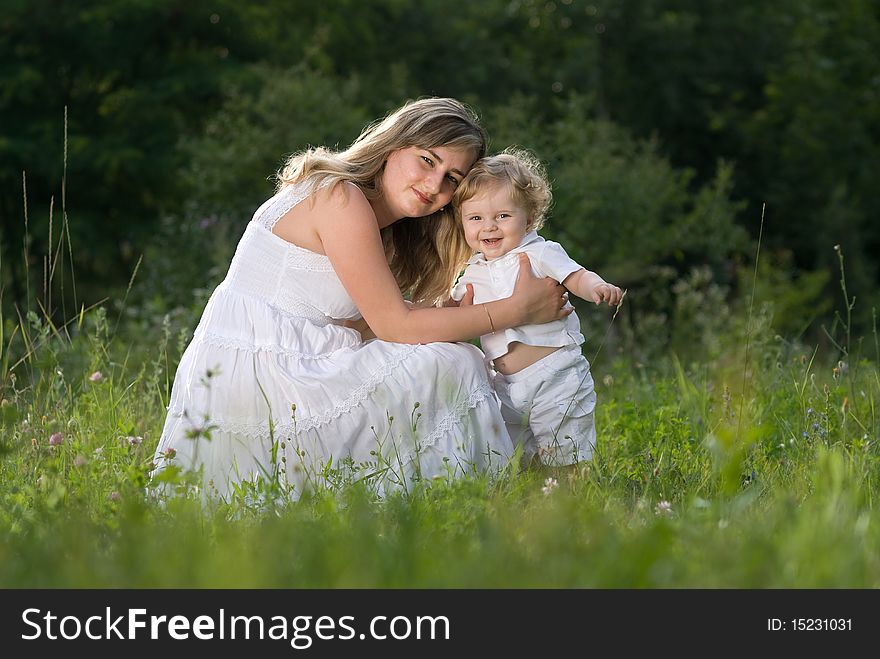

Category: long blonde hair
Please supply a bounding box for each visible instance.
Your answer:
[277,97,487,305]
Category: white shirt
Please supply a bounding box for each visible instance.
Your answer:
[451,231,585,361]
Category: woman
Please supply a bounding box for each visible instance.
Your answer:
[150,97,571,500]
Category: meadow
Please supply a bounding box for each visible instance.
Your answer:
[1,250,878,589]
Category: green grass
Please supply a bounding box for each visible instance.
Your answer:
[1,300,878,587]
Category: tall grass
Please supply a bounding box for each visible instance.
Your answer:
[1,281,878,587]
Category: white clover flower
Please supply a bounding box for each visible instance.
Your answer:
[655,500,673,517]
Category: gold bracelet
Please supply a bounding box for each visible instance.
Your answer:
[483,303,496,334]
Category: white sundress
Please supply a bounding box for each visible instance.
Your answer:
[150,180,514,499]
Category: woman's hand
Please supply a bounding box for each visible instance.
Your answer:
[511,253,572,325]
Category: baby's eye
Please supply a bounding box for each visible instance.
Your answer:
[468,216,481,222]
[498,213,510,219]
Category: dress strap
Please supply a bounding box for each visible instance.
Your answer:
[252,181,313,231]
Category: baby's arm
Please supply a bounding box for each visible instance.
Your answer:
[562,268,623,307]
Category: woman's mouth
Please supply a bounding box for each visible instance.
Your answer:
[413,189,431,205]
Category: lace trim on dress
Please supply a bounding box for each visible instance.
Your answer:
[165,379,495,466]
[419,380,494,452]
[256,178,334,232]
[255,183,309,231]
[284,245,336,272]
[166,342,420,433]
[193,329,342,360]
[296,343,421,433]
[164,345,496,458]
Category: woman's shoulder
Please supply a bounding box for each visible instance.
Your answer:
[310,179,375,224]
[320,179,368,205]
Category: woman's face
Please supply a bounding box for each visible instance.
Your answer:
[381,146,475,220]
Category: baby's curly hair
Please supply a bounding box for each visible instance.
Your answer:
[453,146,552,230]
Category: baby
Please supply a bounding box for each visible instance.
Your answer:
[451,148,622,467]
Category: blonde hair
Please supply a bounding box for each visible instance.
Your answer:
[277,97,487,305]
[453,147,552,231]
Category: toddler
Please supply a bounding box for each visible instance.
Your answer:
[451,149,622,467]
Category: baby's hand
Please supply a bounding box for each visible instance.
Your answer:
[342,316,376,341]
[591,281,623,307]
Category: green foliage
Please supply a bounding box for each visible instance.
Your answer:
[179,64,371,222]
[1,0,267,311]
[486,95,749,282]
[137,65,371,311]
[4,0,879,337]
[742,0,880,322]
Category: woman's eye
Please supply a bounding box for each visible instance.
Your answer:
[446,175,459,187]
[421,156,434,166]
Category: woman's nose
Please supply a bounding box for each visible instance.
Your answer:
[424,171,444,194]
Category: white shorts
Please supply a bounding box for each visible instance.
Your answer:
[492,345,597,467]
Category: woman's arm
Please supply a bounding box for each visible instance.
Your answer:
[317,184,570,344]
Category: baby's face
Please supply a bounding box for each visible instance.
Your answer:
[459,183,531,260]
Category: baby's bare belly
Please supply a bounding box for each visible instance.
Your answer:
[491,342,560,375]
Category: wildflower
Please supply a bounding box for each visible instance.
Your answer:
[806,407,813,416]
[542,477,559,496]
[48,432,63,446]
[109,491,121,502]
[89,371,104,383]
[655,500,673,517]
[603,374,614,387]
[73,454,87,467]
[163,447,177,460]
[126,435,143,447]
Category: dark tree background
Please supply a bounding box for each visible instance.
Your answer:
[2,0,878,339]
